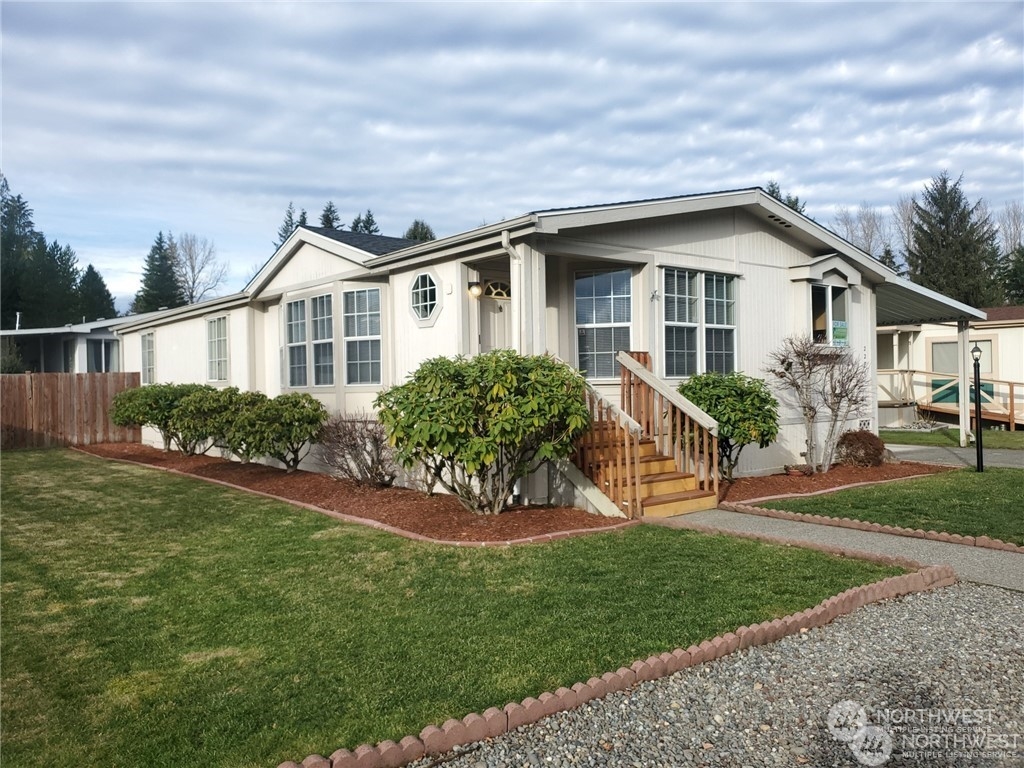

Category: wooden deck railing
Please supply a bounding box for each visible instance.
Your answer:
[572,385,645,517]
[878,368,1021,430]
[618,351,720,499]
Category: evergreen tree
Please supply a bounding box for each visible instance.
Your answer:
[351,208,380,234]
[404,219,436,242]
[320,201,342,229]
[0,174,46,329]
[906,172,1003,308]
[1002,245,1024,305]
[20,240,80,327]
[275,202,296,248]
[78,264,117,320]
[298,208,308,226]
[765,180,807,214]
[132,232,185,314]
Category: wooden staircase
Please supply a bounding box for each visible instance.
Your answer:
[572,352,720,519]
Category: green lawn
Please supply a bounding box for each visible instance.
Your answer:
[880,428,1024,450]
[763,468,1024,545]
[2,450,902,768]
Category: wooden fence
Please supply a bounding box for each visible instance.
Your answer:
[1,372,142,449]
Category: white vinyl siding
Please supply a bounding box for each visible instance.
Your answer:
[207,316,228,381]
[575,268,631,379]
[663,268,735,376]
[343,288,381,385]
[141,333,155,384]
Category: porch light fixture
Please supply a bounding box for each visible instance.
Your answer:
[971,343,984,472]
[467,281,483,298]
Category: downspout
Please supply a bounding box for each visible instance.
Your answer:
[501,230,524,353]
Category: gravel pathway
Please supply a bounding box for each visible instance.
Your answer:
[411,584,1023,767]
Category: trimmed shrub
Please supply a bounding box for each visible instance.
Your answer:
[217,389,270,463]
[245,393,328,472]
[111,383,213,452]
[375,350,590,514]
[677,372,780,481]
[836,429,886,467]
[319,413,398,487]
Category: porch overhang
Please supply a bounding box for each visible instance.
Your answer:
[875,275,986,326]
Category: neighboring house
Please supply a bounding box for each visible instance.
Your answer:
[1,313,159,373]
[878,305,1024,430]
[115,189,983,510]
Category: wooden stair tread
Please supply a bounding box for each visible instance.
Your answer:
[639,471,694,484]
[643,488,717,505]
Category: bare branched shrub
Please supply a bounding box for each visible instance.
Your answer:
[319,413,397,487]
[766,336,870,473]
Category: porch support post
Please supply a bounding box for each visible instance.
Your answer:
[957,319,970,447]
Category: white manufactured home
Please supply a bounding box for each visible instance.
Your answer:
[115,188,984,514]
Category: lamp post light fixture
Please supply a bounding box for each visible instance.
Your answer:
[971,343,984,473]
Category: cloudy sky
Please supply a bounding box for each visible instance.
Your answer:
[3,1,1022,311]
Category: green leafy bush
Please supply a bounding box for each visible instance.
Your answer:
[111,383,213,452]
[677,372,780,481]
[216,389,270,463]
[836,429,886,467]
[244,393,327,472]
[375,350,590,514]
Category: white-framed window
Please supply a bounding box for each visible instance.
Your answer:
[931,340,993,375]
[311,295,334,386]
[575,268,632,379]
[811,284,848,346]
[663,268,736,376]
[141,332,155,384]
[344,288,382,385]
[704,273,736,374]
[411,273,438,320]
[207,316,228,382]
[286,299,308,387]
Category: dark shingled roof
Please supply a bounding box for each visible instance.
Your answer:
[302,226,418,256]
[979,305,1024,322]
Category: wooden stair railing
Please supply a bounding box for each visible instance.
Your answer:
[572,385,645,517]
[618,351,721,503]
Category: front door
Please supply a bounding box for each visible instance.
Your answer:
[480,296,511,352]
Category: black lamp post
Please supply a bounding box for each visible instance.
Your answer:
[971,343,984,473]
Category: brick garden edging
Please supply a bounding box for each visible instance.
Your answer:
[721,500,1024,554]
[276,561,957,768]
[73,448,639,547]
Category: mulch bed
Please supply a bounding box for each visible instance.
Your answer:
[79,443,958,540]
[78,443,624,543]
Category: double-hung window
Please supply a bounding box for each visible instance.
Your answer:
[811,284,848,346]
[141,332,155,384]
[575,268,631,379]
[207,316,228,381]
[286,295,335,387]
[286,299,308,387]
[663,268,736,376]
[311,295,334,386]
[343,288,381,384]
[704,273,736,373]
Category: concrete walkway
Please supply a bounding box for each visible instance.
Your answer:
[653,509,1024,592]
[886,442,1023,468]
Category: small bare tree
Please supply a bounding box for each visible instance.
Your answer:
[172,232,227,304]
[765,336,870,473]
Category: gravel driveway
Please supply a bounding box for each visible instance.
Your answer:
[412,584,1023,767]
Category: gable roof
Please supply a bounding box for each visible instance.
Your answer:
[303,226,418,256]
[978,305,1024,323]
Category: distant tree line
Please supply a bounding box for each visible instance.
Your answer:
[274,200,436,249]
[766,173,1024,307]
[130,231,226,314]
[1,173,117,329]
